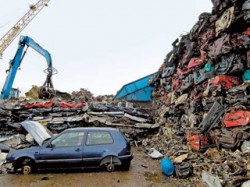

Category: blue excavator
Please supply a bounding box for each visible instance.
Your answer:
[1,35,57,99]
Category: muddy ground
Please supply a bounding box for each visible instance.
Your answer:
[0,147,190,187]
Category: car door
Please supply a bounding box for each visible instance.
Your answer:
[82,131,114,167]
[38,131,85,169]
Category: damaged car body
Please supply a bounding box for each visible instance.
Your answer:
[3,121,133,174]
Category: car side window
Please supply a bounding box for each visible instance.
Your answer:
[51,132,84,147]
[86,131,113,145]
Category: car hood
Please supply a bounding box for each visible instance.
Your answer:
[21,121,53,146]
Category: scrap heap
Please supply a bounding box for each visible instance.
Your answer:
[146,0,250,186]
[71,88,95,103]
[0,88,156,143]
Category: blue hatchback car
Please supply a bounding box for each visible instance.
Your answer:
[4,121,133,174]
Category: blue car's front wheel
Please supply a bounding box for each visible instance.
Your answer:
[21,159,34,175]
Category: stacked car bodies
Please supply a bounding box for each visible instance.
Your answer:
[148,0,250,185]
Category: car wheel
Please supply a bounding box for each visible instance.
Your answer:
[100,156,121,172]
[107,163,115,172]
[21,159,33,175]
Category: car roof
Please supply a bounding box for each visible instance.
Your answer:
[64,127,119,133]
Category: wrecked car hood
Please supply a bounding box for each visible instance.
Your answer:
[21,121,53,146]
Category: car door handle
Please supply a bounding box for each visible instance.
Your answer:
[75,148,81,152]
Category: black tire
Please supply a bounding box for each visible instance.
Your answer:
[21,159,34,175]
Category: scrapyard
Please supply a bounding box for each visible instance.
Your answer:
[1,0,250,187]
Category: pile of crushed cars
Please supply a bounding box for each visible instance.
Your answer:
[0,89,157,173]
[0,88,156,145]
[147,0,250,186]
[1,1,250,186]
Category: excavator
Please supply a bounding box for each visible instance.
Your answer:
[1,35,57,99]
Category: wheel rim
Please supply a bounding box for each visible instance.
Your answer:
[107,164,115,172]
[22,165,31,175]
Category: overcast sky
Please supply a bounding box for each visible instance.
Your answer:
[0,0,212,96]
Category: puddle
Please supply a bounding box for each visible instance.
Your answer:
[144,171,162,183]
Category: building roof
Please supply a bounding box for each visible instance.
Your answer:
[114,73,154,101]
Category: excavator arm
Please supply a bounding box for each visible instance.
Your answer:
[1,35,56,99]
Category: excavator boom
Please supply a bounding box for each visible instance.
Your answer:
[1,35,56,99]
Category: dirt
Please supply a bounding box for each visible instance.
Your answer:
[0,147,184,187]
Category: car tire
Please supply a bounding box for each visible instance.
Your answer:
[21,159,33,175]
[106,163,115,172]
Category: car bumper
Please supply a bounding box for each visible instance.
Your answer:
[118,153,133,161]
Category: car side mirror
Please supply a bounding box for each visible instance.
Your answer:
[47,143,55,148]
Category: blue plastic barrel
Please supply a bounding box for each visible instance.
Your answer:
[160,158,174,176]
[243,69,250,82]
